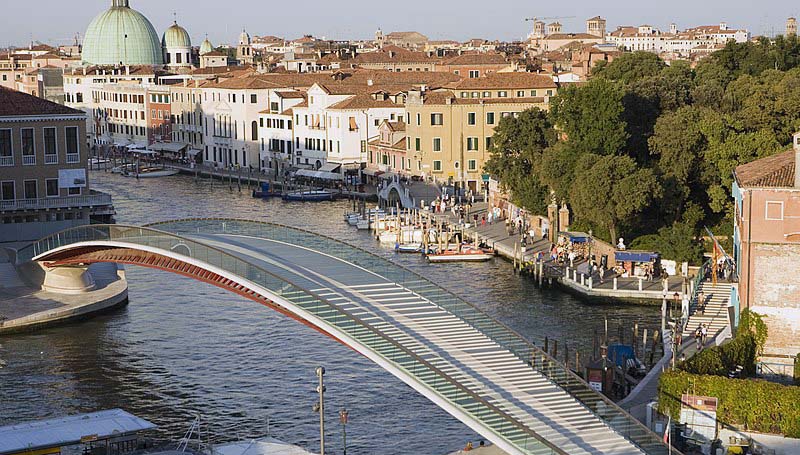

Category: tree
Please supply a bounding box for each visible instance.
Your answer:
[592,51,666,84]
[483,108,557,213]
[569,155,662,243]
[550,79,629,156]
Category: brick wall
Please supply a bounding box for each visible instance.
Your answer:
[751,243,800,360]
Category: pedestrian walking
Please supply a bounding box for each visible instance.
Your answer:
[694,325,703,351]
[701,323,708,346]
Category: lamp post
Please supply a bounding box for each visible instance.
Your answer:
[339,409,349,455]
[312,367,326,455]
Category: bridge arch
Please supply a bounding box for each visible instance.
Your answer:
[17,220,674,455]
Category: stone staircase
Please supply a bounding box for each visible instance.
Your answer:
[682,281,732,339]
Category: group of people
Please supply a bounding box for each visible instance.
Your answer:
[694,323,709,351]
[549,235,589,266]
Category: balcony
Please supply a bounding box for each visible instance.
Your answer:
[0,156,13,167]
[0,192,113,212]
[22,155,35,166]
[66,153,80,164]
[44,154,58,165]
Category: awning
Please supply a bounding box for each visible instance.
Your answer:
[128,148,157,155]
[379,171,398,180]
[560,231,590,243]
[126,142,148,149]
[295,169,343,180]
[318,163,341,173]
[615,250,660,263]
[150,142,189,154]
[188,149,202,156]
[349,117,358,130]
[362,168,384,177]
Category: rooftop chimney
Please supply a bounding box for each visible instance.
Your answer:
[794,131,800,188]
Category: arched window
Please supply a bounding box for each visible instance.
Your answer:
[251,121,258,140]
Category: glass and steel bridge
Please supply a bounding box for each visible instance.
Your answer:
[17,219,678,455]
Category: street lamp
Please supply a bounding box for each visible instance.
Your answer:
[339,409,349,455]
[313,367,326,455]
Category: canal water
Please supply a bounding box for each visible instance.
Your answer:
[0,172,661,454]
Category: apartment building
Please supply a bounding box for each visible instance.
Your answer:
[731,133,800,375]
[0,87,113,242]
[169,81,207,160]
[64,66,162,146]
[405,73,556,192]
[366,120,408,176]
[290,82,406,172]
[258,90,305,177]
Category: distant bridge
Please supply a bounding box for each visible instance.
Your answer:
[17,219,677,455]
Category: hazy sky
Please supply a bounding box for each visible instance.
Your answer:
[4,0,798,47]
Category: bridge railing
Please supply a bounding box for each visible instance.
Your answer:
[19,223,566,455]
[147,219,675,455]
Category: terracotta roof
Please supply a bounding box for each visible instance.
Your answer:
[327,94,400,110]
[422,90,546,105]
[449,72,557,90]
[276,90,305,98]
[0,86,82,117]
[442,53,508,66]
[387,120,406,132]
[33,53,61,59]
[735,149,797,188]
[352,47,437,64]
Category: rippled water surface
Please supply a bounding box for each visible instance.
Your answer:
[0,172,661,454]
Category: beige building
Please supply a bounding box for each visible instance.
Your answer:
[0,87,113,242]
[405,73,556,192]
[787,17,797,36]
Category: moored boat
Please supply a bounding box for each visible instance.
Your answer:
[427,244,494,263]
[121,167,179,178]
[283,189,336,202]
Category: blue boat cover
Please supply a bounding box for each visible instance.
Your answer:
[607,343,636,367]
[615,250,659,262]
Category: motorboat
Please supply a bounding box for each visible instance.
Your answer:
[377,226,430,244]
[121,167,179,178]
[395,243,423,253]
[88,157,113,169]
[427,244,494,263]
[111,163,136,174]
[283,189,336,202]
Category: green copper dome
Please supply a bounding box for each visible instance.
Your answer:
[82,0,163,66]
[200,37,214,55]
[162,22,191,49]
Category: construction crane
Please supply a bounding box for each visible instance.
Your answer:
[524,16,576,24]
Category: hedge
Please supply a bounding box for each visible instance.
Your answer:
[679,309,766,378]
[659,370,800,437]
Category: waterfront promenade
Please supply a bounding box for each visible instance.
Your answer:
[419,203,685,302]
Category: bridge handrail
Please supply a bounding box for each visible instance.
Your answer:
[144,218,676,455]
[17,223,566,455]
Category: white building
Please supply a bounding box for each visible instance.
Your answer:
[290,82,406,172]
[259,90,305,177]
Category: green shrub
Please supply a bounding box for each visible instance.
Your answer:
[659,370,800,437]
[679,310,764,378]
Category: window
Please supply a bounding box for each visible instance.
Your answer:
[361,140,367,153]
[430,113,443,126]
[433,137,441,152]
[483,91,491,97]
[415,138,421,151]
[485,136,493,150]
[467,137,479,151]
[251,121,258,140]
[467,112,476,125]
[21,128,34,165]
[486,112,495,125]
[0,181,14,201]
[469,70,479,78]
[66,127,79,162]
[68,187,80,195]
[23,180,37,199]
[433,160,442,172]
[765,201,784,220]
[498,91,508,98]
[251,94,258,104]
[271,102,279,112]
[517,90,525,97]
[468,159,477,171]
[46,179,59,197]
[416,113,421,126]
[530,90,537,97]
[0,129,12,165]
[471,92,479,98]
[43,127,57,163]
[546,89,553,96]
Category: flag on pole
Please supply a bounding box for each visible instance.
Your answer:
[663,416,671,444]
